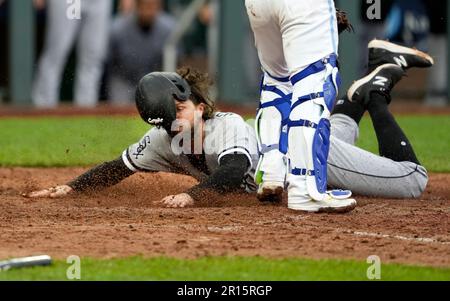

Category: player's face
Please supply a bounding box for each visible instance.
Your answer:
[136,0,161,26]
[174,99,205,134]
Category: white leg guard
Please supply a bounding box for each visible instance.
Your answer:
[287,55,350,206]
[255,74,292,184]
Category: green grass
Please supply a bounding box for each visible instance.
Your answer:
[0,117,149,167]
[0,115,449,172]
[0,257,449,281]
[356,116,450,173]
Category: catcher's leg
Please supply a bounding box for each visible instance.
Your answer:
[245,0,292,203]
[255,75,292,202]
[286,54,355,212]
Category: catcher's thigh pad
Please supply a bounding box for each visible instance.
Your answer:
[287,54,342,201]
[254,75,292,184]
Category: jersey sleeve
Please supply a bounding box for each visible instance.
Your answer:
[121,128,174,173]
[206,113,258,170]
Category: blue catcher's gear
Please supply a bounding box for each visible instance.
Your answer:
[254,75,292,185]
[287,54,345,202]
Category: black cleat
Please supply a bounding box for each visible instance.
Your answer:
[347,64,405,107]
[368,39,434,71]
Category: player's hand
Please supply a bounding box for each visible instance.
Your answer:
[159,193,194,208]
[23,185,73,199]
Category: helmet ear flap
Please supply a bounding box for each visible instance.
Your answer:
[135,73,179,133]
[150,92,177,133]
[162,94,177,133]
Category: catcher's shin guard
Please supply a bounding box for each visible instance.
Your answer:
[254,74,292,184]
[287,54,346,202]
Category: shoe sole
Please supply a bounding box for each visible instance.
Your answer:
[368,39,434,65]
[347,63,399,102]
[317,201,357,213]
[257,186,284,203]
[289,200,357,213]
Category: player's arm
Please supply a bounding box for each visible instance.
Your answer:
[25,129,163,198]
[24,157,135,198]
[68,156,135,191]
[160,153,251,208]
[187,153,250,199]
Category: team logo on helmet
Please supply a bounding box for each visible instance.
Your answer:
[148,118,164,125]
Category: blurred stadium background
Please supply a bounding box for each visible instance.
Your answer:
[0,0,449,110]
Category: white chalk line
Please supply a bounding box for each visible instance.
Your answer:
[341,230,450,245]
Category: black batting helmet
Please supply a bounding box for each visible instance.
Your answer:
[135,72,191,133]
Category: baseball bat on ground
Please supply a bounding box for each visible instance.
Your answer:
[0,255,52,271]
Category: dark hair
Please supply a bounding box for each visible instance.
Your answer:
[177,67,216,120]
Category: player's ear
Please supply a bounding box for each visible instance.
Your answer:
[196,103,205,114]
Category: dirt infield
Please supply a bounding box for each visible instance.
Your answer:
[0,167,449,267]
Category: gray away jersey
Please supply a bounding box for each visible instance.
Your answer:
[122,112,259,192]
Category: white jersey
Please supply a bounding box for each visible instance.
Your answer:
[122,112,259,192]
